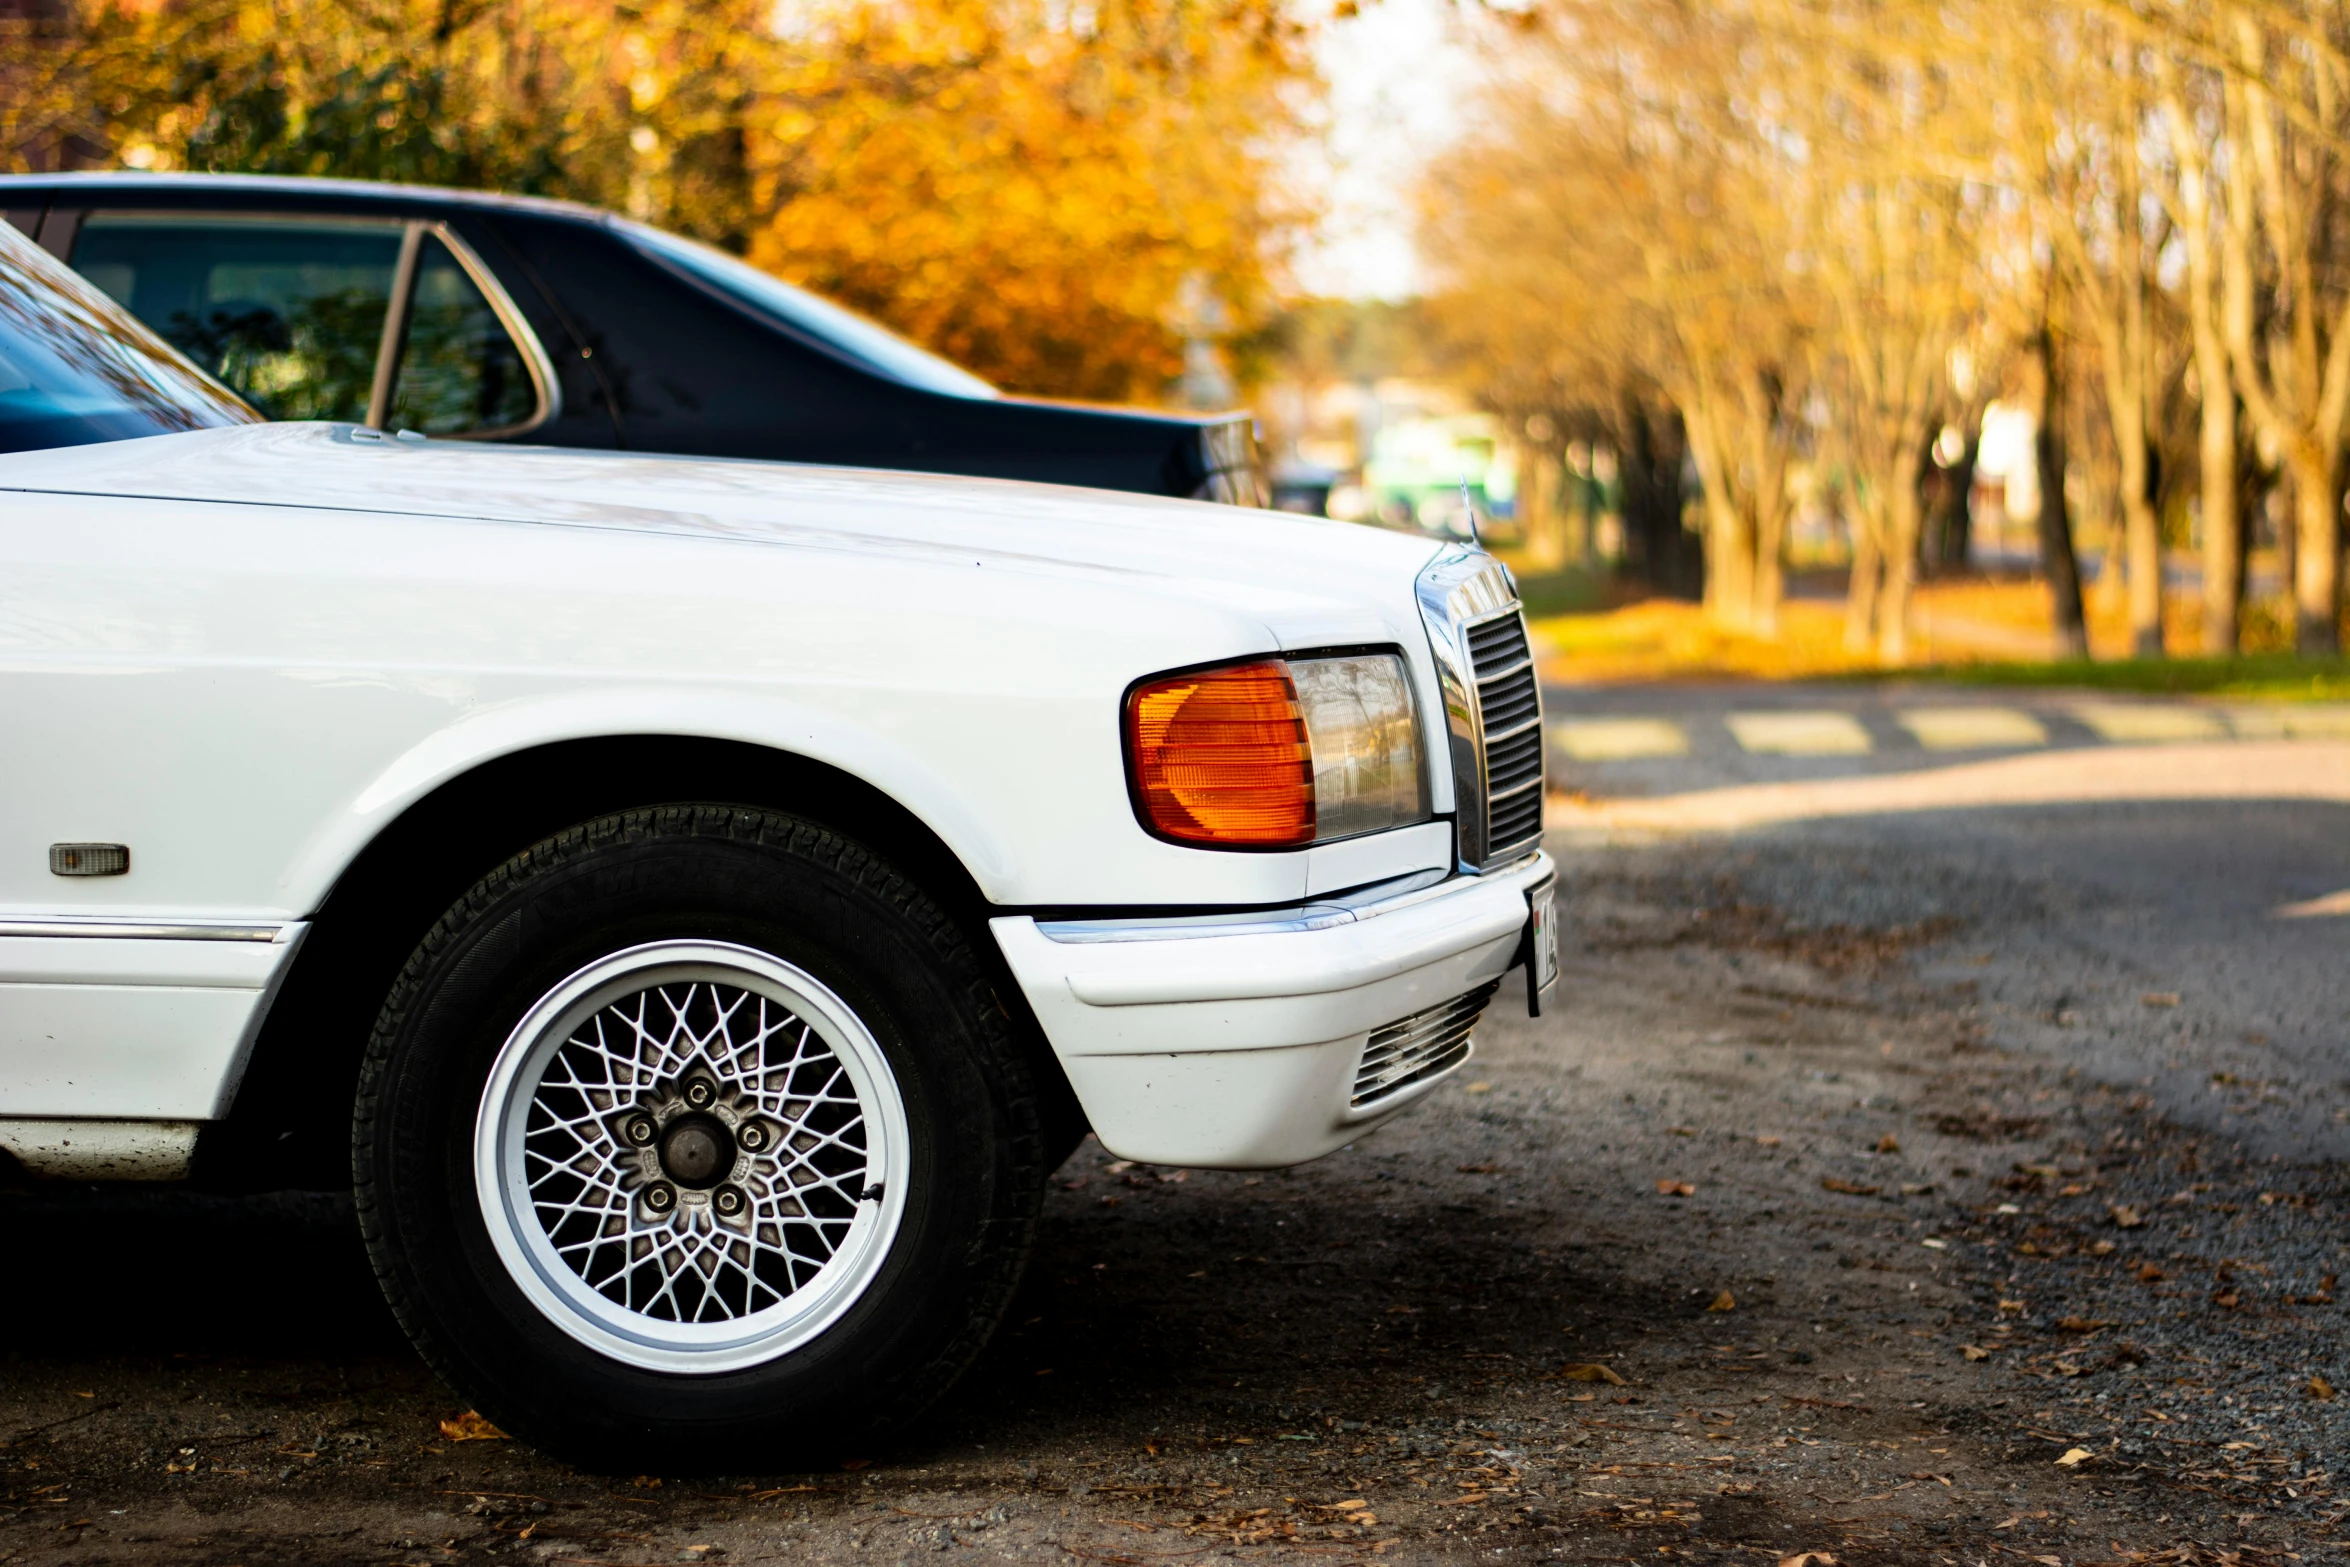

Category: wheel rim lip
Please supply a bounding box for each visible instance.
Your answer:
[473,938,911,1375]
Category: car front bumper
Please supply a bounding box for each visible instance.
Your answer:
[989,851,1554,1168]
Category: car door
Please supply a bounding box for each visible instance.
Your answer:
[67,210,558,438]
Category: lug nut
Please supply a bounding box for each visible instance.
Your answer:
[683,1078,716,1108]
[623,1115,656,1147]
[737,1123,768,1153]
[714,1185,746,1217]
[643,1182,677,1214]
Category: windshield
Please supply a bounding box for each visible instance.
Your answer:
[620,222,998,401]
[0,222,260,454]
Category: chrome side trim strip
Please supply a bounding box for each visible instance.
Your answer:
[1035,854,1550,945]
[0,918,290,943]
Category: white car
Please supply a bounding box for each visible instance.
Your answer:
[0,223,1554,1468]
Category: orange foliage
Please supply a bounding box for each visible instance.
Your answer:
[8,0,1314,402]
[751,0,1310,400]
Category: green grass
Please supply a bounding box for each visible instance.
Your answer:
[1508,566,1611,619]
[1838,651,2350,700]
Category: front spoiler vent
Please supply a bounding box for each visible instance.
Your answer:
[1351,981,1500,1107]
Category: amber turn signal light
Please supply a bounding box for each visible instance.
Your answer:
[1125,660,1316,846]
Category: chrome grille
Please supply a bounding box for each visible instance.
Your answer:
[1351,981,1500,1107]
[1467,610,1545,865]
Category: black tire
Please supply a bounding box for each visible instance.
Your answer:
[353,805,1046,1473]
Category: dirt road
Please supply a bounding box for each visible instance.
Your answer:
[4,808,2345,1565]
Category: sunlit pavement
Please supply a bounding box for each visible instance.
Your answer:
[1544,679,2350,796]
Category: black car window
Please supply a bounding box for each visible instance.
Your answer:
[388,233,539,436]
[0,221,258,454]
[72,214,400,422]
[620,222,998,400]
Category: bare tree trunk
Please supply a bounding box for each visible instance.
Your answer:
[2169,104,2243,654]
[1846,513,1883,653]
[1739,365,1789,637]
[1880,445,1926,663]
[2292,447,2343,653]
[1520,448,1565,571]
[1753,499,1786,638]
[2197,381,2242,653]
[2121,452,2163,656]
[2030,322,2091,658]
[1681,396,1756,631]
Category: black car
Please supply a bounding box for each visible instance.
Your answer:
[0,173,1265,502]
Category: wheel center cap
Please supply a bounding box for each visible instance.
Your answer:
[658,1114,733,1189]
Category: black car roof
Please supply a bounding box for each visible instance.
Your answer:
[0,171,613,224]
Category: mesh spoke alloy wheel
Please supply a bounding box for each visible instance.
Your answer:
[473,939,910,1374]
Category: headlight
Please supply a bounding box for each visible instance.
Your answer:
[1124,653,1429,848]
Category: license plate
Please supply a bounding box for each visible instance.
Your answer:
[1525,879,1559,1016]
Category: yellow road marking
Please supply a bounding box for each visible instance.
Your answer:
[2071,703,2225,742]
[1726,711,1872,755]
[1896,706,2048,751]
[1552,718,1689,760]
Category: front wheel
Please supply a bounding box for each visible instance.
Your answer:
[353,806,1046,1472]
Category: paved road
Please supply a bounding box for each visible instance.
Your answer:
[3,682,2345,1565]
[1546,680,2350,1165]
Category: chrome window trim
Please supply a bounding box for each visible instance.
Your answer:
[67,209,559,440]
[401,219,561,440]
[1413,545,1524,872]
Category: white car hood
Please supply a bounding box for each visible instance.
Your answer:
[0,423,1442,624]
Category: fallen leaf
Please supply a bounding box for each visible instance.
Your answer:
[2141,991,2181,1007]
[2056,1317,2115,1332]
[1560,1362,1629,1385]
[1656,1179,1696,1197]
[436,1412,508,1443]
[1706,1290,1737,1312]
[2110,1205,2144,1229]
[2136,1263,2166,1282]
[1666,1125,1696,1137]
[1961,1345,1991,1361]
[1819,1178,1881,1196]
[2309,1375,2337,1402]
[2054,1446,2094,1467]
[2215,1291,2241,1309]
[1998,1298,2026,1313]
[1456,1163,1501,1174]
[1777,1553,1838,1567]
[2053,1358,2085,1377]
[1755,1135,1782,1147]
[2087,1240,2116,1256]
[1464,1082,1493,1094]
[1876,1134,1901,1154]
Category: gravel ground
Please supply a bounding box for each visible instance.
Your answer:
[3,813,2344,1566]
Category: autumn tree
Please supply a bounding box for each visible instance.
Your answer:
[1425,0,1811,635]
[15,0,1315,403]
